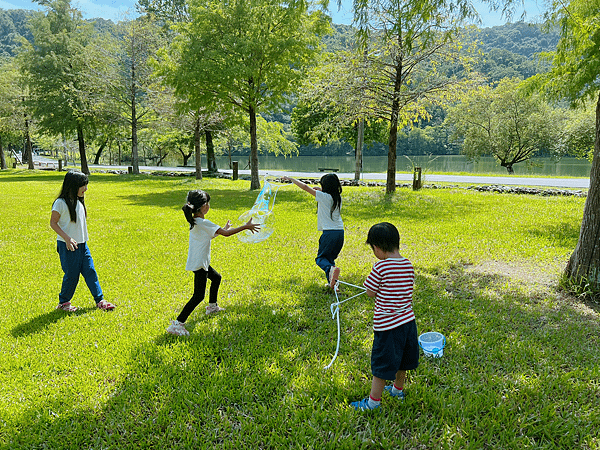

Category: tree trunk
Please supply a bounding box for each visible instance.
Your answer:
[565,91,600,289]
[24,114,34,170]
[194,114,202,180]
[0,136,6,170]
[387,57,403,193]
[355,118,364,182]
[205,129,217,172]
[76,123,89,174]
[249,102,260,190]
[93,139,108,165]
[130,61,140,175]
[157,152,168,166]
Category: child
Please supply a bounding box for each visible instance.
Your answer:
[167,190,260,336]
[351,222,419,411]
[50,170,115,312]
[281,174,343,288]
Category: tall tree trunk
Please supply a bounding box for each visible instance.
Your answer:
[205,129,217,172]
[194,114,202,180]
[131,61,140,175]
[565,91,600,288]
[0,136,6,170]
[76,123,89,174]
[387,61,403,193]
[24,112,34,170]
[249,102,260,190]
[355,118,364,181]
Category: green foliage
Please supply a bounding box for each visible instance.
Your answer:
[446,77,557,173]
[0,9,34,57]
[477,21,559,59]
[2,171,598,449]
[533,0,600,106]
[19,1,101,144]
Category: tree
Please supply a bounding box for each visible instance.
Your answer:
[446,77,556,173]
[161,0,329,189]
[531,0,600,290]
[94,16,165,174]
[291,50,389,181]
[352,0,478,193]
[19,0,103,174]
[0,57,25,169]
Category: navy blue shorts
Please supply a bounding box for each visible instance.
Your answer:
[371,320,419,380]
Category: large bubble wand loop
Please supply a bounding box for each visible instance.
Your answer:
[324,280,367,370]
[237,176,283,244]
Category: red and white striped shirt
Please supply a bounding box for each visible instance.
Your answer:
[363,257,415,331]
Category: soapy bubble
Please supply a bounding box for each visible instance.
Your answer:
[237,209,275,243]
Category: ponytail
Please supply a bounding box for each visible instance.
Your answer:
[182,190,211,229]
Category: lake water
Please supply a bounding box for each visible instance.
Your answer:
[212,155,592,178]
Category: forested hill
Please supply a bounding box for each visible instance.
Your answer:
[1,8,558,79]
[0,9,33,57]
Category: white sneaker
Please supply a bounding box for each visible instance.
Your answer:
[167,320,189,336]
[205,303,225,315]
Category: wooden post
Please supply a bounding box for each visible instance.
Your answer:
[413,167,422,190]
[232,161,239,181]
[58,159,63,171]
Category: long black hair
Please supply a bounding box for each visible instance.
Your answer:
[183,190,210,229]
[56,170,88,222]
[320,173,342,218]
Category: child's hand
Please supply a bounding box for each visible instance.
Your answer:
[223,220,231,230]
[66,238,78,251]
[245,218,260,234]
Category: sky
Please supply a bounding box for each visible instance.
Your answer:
[0,0,545,27]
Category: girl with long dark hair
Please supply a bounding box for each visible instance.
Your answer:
[50,170,114,311]
[282,173,344,288]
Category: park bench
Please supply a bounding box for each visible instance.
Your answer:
[318,168,339,172]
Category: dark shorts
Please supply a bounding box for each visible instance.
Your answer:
[371,320,419,380]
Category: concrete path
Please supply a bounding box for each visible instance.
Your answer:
[31,155,590,189]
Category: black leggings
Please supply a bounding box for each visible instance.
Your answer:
[177,266,222,323]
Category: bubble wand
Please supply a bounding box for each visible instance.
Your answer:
[324,279,367,370]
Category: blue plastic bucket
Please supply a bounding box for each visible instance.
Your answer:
[418,332,445,357]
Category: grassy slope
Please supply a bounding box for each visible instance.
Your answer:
[0,170,598,449]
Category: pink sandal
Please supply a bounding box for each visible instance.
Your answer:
[97,300,116,311]
[56,302,78,312]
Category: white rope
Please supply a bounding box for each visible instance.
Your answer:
[323,280,367,370]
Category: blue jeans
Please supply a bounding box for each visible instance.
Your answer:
[57,241,103,304]
[315,229,344,281]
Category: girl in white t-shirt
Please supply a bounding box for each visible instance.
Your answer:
[50,170,115,312]
[282,174,344,288]
[167,190,260,336]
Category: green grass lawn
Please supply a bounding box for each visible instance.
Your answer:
[1,170,599,449]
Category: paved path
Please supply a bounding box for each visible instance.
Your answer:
[95,165,590,189]
[32,156,590,189]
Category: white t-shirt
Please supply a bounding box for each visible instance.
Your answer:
[52,198,88,244]
[315,190,344,231]
[186,217,221,271]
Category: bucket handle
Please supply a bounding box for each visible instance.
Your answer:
[419,335,446,355]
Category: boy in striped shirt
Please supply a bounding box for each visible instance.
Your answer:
[351,222,419,411]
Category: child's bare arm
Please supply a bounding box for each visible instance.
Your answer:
[215,218,260,237]
[281,176,317,197]
[50,211,78,250]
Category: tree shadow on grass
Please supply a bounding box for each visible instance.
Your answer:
[10,307,95,338]
[527,220,581,248]
[5,266,600,449]
[117,188,263,213]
